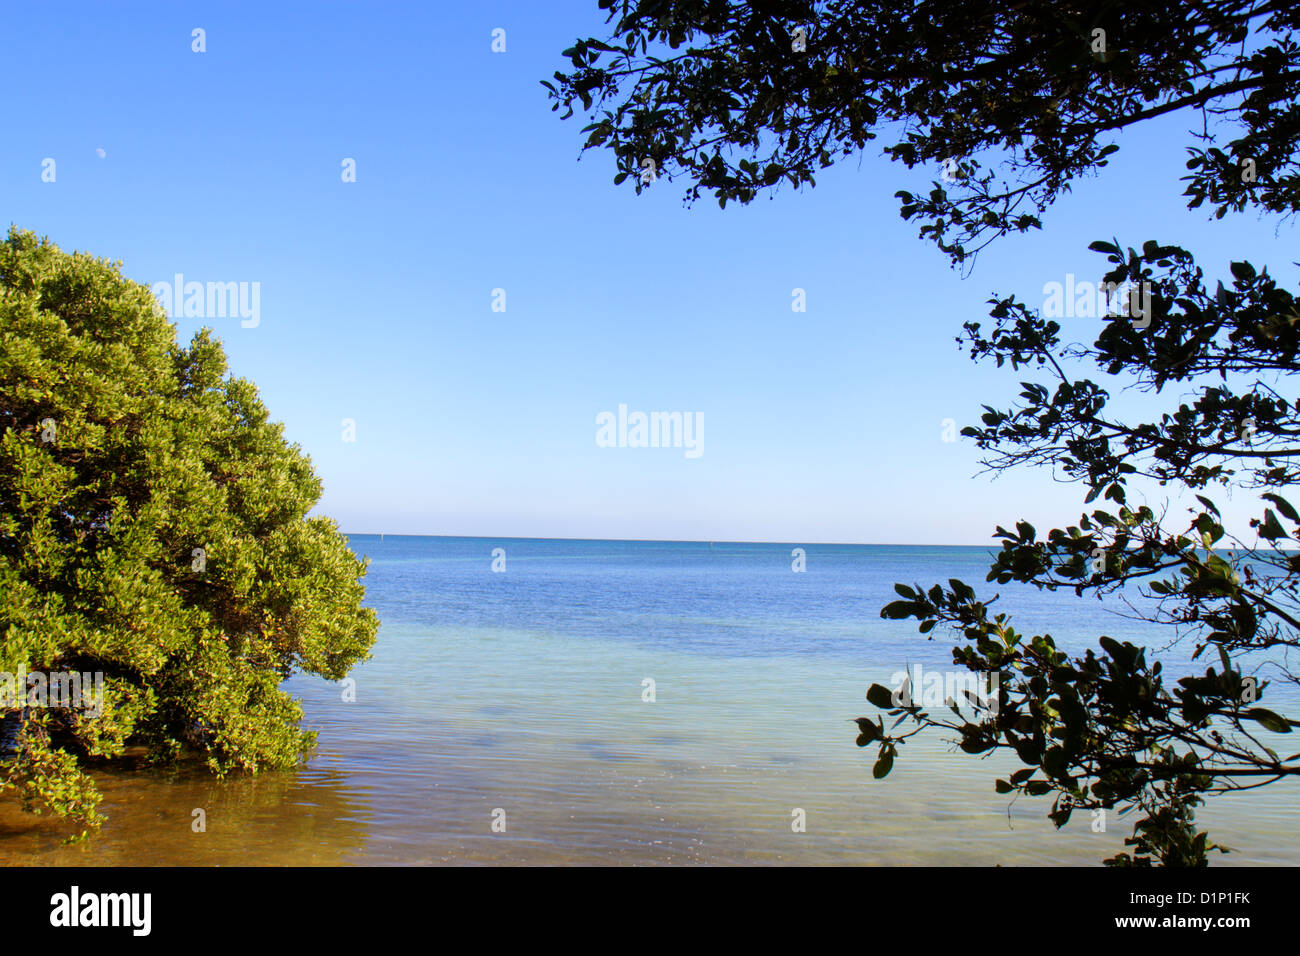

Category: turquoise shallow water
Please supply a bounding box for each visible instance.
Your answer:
[288,536,1300,864]
[3,535,1296,865]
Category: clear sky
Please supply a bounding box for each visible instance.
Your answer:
[4,1,1294,543]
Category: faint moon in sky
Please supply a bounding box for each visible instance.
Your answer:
[95,148,106,158]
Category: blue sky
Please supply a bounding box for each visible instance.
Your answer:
[3,1,1294,543]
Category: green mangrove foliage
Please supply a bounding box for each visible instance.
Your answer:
[0,228,377,829]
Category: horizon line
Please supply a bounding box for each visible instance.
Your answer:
[338,531,999,548]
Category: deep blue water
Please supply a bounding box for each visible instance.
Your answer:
[348,535,1291,690]
[11,535,1293,865]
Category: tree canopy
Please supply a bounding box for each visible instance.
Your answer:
[550,0,1300,864]
[0,228,377,831]
[549,0,1298,265]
